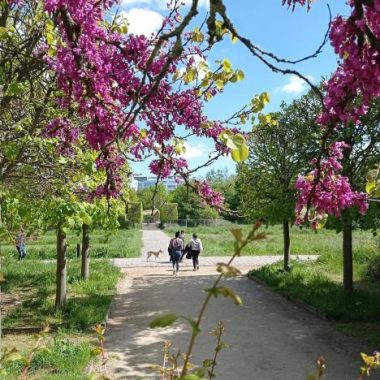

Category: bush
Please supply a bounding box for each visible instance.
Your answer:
[126,202,143,226]
[366,255,380,281]
[160,203,178,223]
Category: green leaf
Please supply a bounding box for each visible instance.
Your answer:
[183,317,200,336]
[231,145,249,163]
[366,181,376,194]
[230,228,243,242]
[206,287,242,305]
[149,313,179,328]
[184,67,197,83]
[236,69,244,81]
[215,79,224,90]
[202,359,214,368]
[222,58,232,73]
[216,263,241,278]
[90,347,102,357]
[366,169,378,182]
[6,81,25,96]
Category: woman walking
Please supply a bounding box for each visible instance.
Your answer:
[169,231,184,275]
[190,233,203,271]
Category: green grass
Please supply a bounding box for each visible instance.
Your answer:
[0,228,142,259]
[164,224,377,258]
[2,259,121,329]
[2,335,94,380]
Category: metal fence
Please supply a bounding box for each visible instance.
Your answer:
[164,219,236,228]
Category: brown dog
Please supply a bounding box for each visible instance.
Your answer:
[146,249,163,261]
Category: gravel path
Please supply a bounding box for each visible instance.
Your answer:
[101,229,370,380]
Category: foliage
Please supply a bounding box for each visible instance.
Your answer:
[205,169,240,220]
[236,90,320,225]
[160,203,179,223]
[169,185,219,220]
[126,202,143,226]
[137,184,169,211]
[2,260,120,330]
[2,337,93,380]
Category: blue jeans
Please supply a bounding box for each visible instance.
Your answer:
[171,250,181,272]
[16,244,27,260]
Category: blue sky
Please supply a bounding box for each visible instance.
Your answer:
[120,0,350,177]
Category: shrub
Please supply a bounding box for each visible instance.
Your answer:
[366,255,380,281]
[126,202,143,227]
[160,203,178,223]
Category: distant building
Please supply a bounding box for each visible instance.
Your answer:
[132,174,184,192]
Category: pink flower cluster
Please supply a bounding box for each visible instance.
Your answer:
[34,0,235,201]
[288,0,378,226]
[197,181,224,209]
[295,142,368,226]
[44,118,79,156]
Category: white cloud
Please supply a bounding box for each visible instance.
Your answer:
[120,8,163,37]
[181,142,208,159]
[281,75,313,94]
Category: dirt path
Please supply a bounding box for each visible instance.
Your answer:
[102,229,370,380]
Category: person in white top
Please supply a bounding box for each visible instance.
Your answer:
[190,233,203,271]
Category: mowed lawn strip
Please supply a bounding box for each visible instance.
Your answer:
[165,224,377,257]
[0,228,142,259]
[2,259,121,329]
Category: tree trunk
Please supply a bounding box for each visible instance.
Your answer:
[283,219,290,271]
[55,226,67,310]
[81,223,90,280]
[342,210,353,296]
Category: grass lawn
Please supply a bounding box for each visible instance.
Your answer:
[0,228,142,259]
[2,333,95,380]
[2,259,121,329]
[164,224,377,258]
[0,259,121,379]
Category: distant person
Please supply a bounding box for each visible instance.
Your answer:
[179,230,186,260]
[15,229,27,260]
[168,231,184,275]
[190,233,203,271]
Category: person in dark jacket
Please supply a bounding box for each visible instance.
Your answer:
[168,231,184,275]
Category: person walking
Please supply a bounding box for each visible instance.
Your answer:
[179,230,185,261]
[190,233,203,271]
[15,228,27,260]
[168,231,184,275]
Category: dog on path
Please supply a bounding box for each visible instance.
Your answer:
[146,249,163,261]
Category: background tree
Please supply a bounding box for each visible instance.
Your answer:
[333,101,380,295]
[137,184,169,212]
[160,203,179,223]
[170,184,219,221]
[236,91,321,270]
[206,169,240,220]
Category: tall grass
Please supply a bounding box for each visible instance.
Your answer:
[0,229,142,259]
[165,224,377,258]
